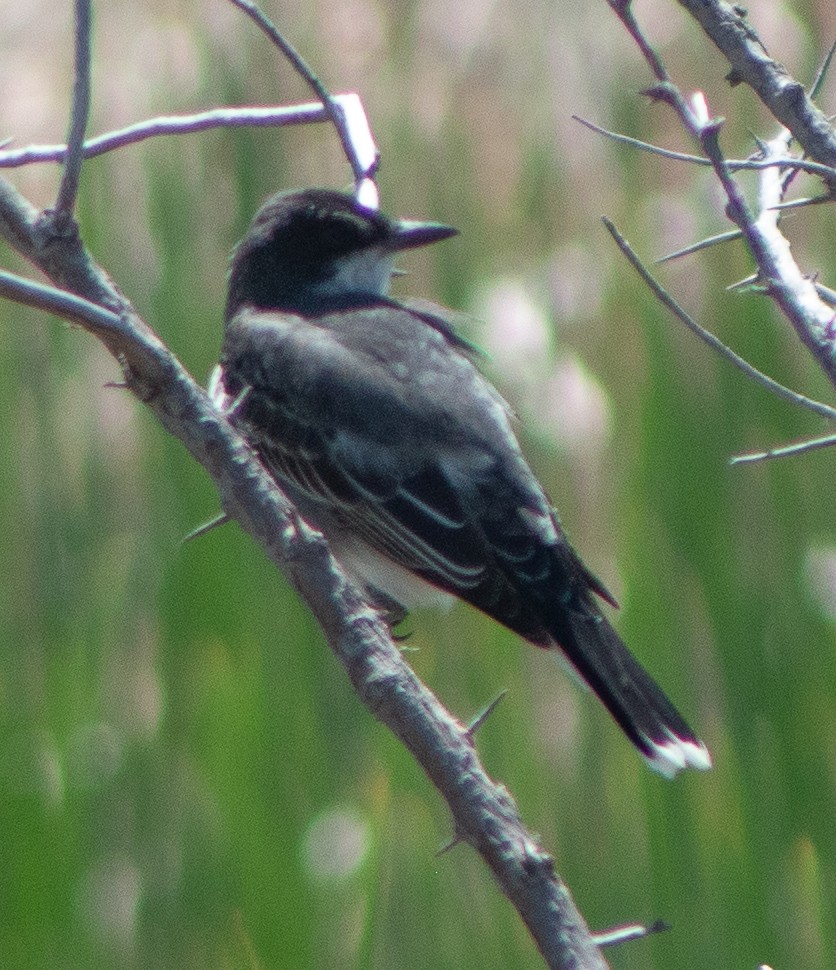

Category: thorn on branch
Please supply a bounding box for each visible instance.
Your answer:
[751,134,770,157]
[810,40,836,101]
[181,512,231,545]
[466,690,509,738]
[726,273,760,292]
[814,282,836,307]
[593,918,670,948]
[656,229,742,264]
[436,833,464,856]
[641,82,676,105]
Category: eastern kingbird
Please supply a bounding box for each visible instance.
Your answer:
[214,187,711,778]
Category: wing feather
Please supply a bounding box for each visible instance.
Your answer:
[220,303,570,639]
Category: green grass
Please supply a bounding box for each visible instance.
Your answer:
[2,1,836,966]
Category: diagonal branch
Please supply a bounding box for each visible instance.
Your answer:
[601,218,836,424]
[0,188,609,969]
[228,0,379,197]
[0,3,610,964]
[676,0,836,174]
[606,1,836,393]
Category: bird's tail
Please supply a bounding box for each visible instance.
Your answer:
[552,608,711,777]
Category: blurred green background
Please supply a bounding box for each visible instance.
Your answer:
[2,0,836,967]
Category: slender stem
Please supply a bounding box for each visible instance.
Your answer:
[731,433,836,465]
[607,0,836,392]
[227,0,377,188]
[602,218,836,423]
[54,0,92,219]
[574,116,836,181]
[0,104,329,168]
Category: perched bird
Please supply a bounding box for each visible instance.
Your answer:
[214,187,711,777]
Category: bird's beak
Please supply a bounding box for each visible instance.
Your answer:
[389,219,458,252]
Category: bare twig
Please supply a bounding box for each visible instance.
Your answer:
[602,218,836,424]
[53,0,92,220]
[0,100,363,169]
[607,1,836,392]
[573,115,836,181]
[731,433,836,466]
[0,267,125,336]
[228,0,379,197]
[676,0,836,173]
[572,115,706,164]
[227,0,335,112]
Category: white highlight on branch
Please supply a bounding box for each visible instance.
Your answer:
[690,90,711,128]
[336,93,380,209]
[593,920,667,948]
[754,128,836,347]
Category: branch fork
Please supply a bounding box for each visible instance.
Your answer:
[0,1,623,967]
[597,0,836,465]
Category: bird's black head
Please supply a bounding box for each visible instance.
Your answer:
[225,188,457,321]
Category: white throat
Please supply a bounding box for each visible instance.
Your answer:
[316,246,396,300]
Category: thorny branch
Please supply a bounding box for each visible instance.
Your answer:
[600,218,836,425]
[602,0,836,460]
[0,2,610,968]
[677,0,836,173]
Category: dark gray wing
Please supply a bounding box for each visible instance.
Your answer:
[220,302,575,640]
[220,302,710,776]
